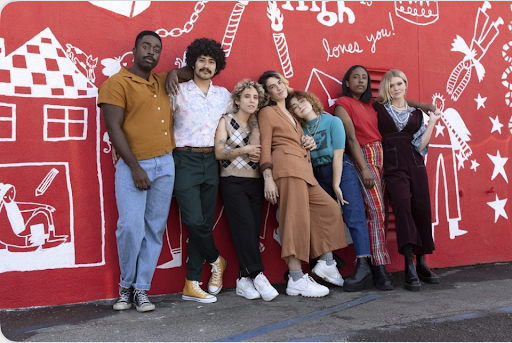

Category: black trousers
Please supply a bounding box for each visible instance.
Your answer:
[220,176,264,277]
[174,150,219,281]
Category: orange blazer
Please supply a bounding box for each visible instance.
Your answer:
[259,105,318,185]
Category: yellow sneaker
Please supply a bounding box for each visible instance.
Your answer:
[182,279,217,303]
[208,256,227,295]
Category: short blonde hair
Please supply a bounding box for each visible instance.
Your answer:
[376,69,408,104]
[230,79,265,113]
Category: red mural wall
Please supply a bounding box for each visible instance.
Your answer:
[0,1,511,309]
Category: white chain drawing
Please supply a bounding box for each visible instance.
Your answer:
[156,2,208,38]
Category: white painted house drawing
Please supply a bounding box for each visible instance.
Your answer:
[0,27,105,273]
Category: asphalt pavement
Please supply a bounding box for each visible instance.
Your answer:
[1,261,512,342]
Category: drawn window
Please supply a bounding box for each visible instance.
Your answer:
[44,106,87,141]
[0,103,16,142]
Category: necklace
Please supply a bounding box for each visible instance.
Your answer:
[391,101,407,109]
[389,102,410,124]
[306,114,321,136]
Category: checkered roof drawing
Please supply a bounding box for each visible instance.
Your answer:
[0,27,97,98]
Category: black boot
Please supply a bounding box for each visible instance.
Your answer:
[404,257,421,291]
[373,265,394,290]
[343,257,373,292]
[416,255,440,284]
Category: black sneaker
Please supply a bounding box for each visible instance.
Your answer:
[113,286,133,311]
[134,289,155,312]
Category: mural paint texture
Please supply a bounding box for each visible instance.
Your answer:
[0,1,510,309]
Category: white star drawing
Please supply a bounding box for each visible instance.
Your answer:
[487,150,509,183]
[434,121,445,137]
[456,151,466,170]
[475,93,487,110]
[470,159,480,172]
[486,195,508,223]
[489,116,504,134]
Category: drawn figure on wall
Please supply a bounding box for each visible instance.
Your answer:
[424,94,470,240]
[0,182,67,252]
[447,1,503,101]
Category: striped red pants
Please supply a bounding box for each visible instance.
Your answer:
[352,141,391,266]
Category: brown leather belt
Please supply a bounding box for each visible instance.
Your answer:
[175,146,214,153]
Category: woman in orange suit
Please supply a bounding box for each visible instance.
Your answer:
[257,70,347,298]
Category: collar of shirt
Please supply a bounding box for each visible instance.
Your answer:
[183,79,218,96]
[120,67,158,86]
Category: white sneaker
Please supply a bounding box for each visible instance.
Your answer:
[286,273,329,297]
[312,260,344,286]
[253,273,279,301]
[236,277,261,300]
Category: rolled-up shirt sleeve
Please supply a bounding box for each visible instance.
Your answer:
[258,107,273,171]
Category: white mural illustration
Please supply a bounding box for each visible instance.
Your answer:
[305,68,343,107]
[0,37,4,59]
[366,12,395,54]
[0,102,16,142]
[89,1,151,18]
[157,202,183,269]
[489,115,504,134]
[446,1,503,101]
[487,195,508,223]
[474,93,487,109]
[395,1,439,26]
[65,44,98,83]
[425,94,470,240]
[281,1,355,27]
[101,51,133,78]
[487,150,508,183]
[0,28,105,272]
[0,163,74,273]
[221,1,249,57]
[156,1,207,38]
[0,178,67,251]
[267,1,294,78]
[36,168,59,197]
[502,11,512,107]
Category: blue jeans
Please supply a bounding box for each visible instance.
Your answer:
[313,155,371,257]
[115,153,175,290]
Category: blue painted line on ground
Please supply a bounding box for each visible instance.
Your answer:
[280,305,512,342]
[214,294,382,342]
[493,306,512,313]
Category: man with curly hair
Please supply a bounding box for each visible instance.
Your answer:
[170,38,230,303]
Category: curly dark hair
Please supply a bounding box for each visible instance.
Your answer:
[185,38,226,76]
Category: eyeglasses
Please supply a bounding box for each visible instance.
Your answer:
[291,98,307,113]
